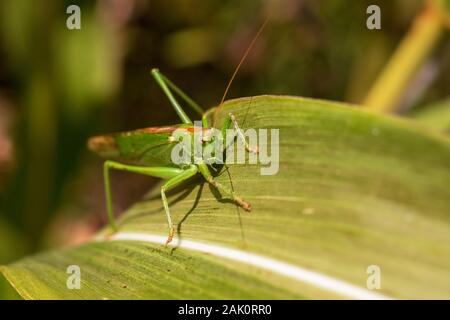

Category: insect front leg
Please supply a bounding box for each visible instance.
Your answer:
[222,113,259,154]
[197,163,252,212]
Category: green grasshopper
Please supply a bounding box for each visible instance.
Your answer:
[88,20,267,244]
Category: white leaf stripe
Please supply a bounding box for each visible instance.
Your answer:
[100,232,392,300]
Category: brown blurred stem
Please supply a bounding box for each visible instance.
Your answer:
[363,0,449,113]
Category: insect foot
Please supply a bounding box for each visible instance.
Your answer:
[249,145,259,154]
[165,226,175,246]
[235,197,252,212]
[205,177,252,212]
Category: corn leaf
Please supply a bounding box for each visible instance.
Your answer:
[2,95,450,299]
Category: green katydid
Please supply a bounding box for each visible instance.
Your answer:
[88,20,268,244]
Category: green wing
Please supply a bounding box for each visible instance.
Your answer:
[88,124,193,167]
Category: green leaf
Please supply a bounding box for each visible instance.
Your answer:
[2,95,450,299]
[0,273,21,300]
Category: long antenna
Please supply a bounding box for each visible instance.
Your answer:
[213,17,269,126]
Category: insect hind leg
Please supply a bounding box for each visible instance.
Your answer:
[103,160,189,242]
[160,165,199,244]
[150,68,204,124]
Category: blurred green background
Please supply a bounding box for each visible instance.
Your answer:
[0,0,448,297]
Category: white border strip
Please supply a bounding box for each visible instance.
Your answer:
[102,232,392,300]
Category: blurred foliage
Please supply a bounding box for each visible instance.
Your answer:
[411,97,450,132]
[363,0,450,112]
[0,0,120,259]
[0,0,449,300]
